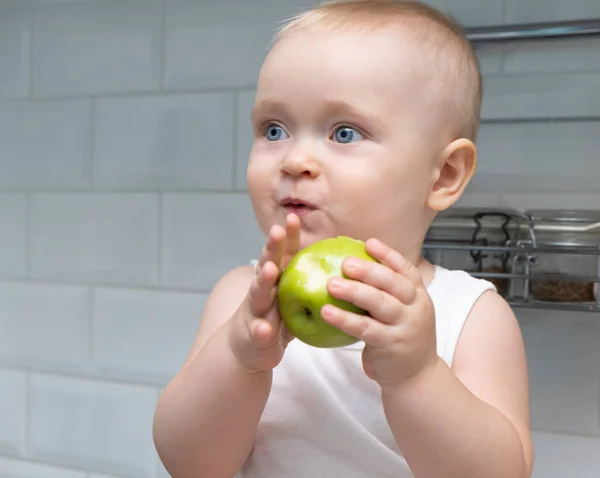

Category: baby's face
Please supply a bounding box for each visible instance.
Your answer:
[247,25,448,256]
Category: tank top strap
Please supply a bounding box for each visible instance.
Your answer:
[428,266,496,367]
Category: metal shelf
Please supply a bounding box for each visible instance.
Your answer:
[466,18,600,43]
[423,210,600,313]
[507,300,600,313]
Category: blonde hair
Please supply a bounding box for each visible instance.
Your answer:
[273,0,482,141]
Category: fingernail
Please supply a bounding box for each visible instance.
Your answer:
[329,277,342,289]
[322,305,336,317]
[345,257,358,270]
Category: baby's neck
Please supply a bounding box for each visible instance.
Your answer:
[416,256,437,288]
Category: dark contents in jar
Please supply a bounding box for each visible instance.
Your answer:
[530,274,595,302]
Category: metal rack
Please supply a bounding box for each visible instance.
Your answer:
[422,209,600,313]
[466,18,600,44]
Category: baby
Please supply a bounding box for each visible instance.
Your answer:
[153,1,534,477]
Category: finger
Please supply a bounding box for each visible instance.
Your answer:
[283,214,301,266]
[341,257,417,305]
[248,260,279,317]
[321,304,389,348]
[256,225,286,274]
[247,317,275,346]
[327,277,401,324]
[365,238,423,286]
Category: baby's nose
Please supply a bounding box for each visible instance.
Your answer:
[280,149,321,178]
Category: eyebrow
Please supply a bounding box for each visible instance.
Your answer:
[252,99,384,132]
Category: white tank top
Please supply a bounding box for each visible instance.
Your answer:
[239,264,495,478]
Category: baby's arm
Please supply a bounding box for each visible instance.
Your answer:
[382,291,533,478]
[152,265,269,478]
[153,218,300,478]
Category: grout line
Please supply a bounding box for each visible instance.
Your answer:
[157,194,163,286]
[231,92,239,189]
[3,363,164,392]
[159,0,167,91]
[24,194,32,279]
[88,99,96,190]
[19,85,258,102]
[480,115,600,124]
[0,276,214,295]
[0,187,247,194]
[0,450,123,477]
[27,9,35,98]
[88,285,95,375]
[25,372,31,458]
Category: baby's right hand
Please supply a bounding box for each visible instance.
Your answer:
[229,214,301,374]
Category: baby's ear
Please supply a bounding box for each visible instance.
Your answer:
[426,138,477,212]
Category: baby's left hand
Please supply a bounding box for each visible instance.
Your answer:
[322,238,439,390]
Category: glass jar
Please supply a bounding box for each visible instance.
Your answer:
[519,209,600,304]
[423,207,526,298]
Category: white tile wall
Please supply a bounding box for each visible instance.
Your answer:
[0,369,28,457]
[503,37,600,74]
[0,455,87,478]
[30,194,159,285]
[532,432,600,478]
[473,121,600,192]
[0,11,31,98]
[480,72,600,120]
[504,0,600,23]
[29,374,158,477]
[91,287,206,386]
[32,0,163,97]
[235,89,256,190]
[0,282,90,374]
[0,194,28,278]
[161,193,264,290]
[425,0,504,26]
[93,93,236,190]
[0,100,91,189]
[163,0,317,90]
[0,0,599,476]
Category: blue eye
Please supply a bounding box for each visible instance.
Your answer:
[333,126,364,144]
[265,124,289,141]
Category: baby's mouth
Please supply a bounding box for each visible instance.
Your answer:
[280,199,317,217]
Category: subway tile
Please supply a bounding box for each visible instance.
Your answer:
[235,90,256,190]
[92,287,206,386]
[93,93,235,190]
[0,369,28,457]
[0,0,94,9]
[164,0,316,90]
[29,374,158,478]
[452,191,502,209]
[532,432,600,478]
[30,193,159,285]
[0,11,30,98]
[32,0,162,96]
[518,309,600,436]
[503,37,600,75]
[162,193,264,290]
[505,0,600,23]
[424,0,504,27]
[471,121,600,192]
[499,193,600,211]
[0,455,87,478]
[474,44,504,76]
[0,282,90,374]
[0,194,28,279]
[480,72,600,120]
[0,100,91,189]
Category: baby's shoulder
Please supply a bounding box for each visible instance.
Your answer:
[428,266,497,305]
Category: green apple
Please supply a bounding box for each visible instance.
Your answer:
[277,236,377,348]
